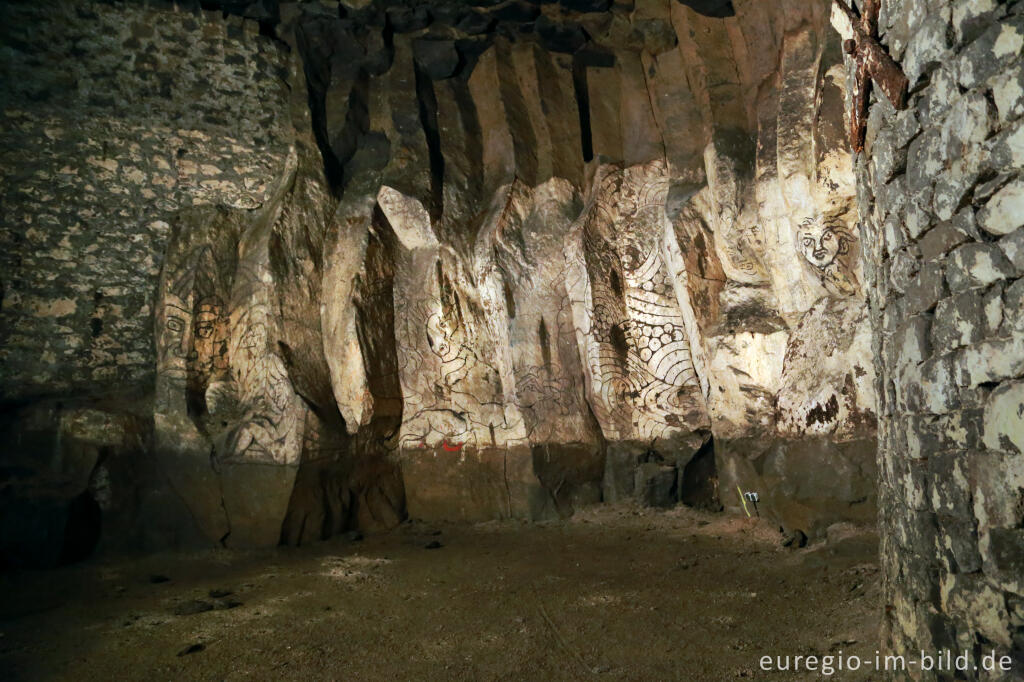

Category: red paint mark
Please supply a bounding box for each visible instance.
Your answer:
[441,440,463,452]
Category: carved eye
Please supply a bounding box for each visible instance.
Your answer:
[822,232,834,243]
[166,318,184,332]
[802,237,815,248]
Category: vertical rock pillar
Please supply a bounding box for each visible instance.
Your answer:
[848,0,1024,665]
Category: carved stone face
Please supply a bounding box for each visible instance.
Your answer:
[194,301,221,339]
[158,295,191,383]
[800,223,851,269]
[798,215,858,297]
[190,297,227,376]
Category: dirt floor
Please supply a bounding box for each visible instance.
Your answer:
[0,503,881,681]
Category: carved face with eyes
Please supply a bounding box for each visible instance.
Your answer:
[800,221,852,269]
[194,301,221,339]
[190,297,227,376]
[158,295,191,384]
[798,214,859,296]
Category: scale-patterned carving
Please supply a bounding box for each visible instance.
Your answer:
[567,161,708,444]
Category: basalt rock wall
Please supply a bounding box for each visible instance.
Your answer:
[1,0,878,561]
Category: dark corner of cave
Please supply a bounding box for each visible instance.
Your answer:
[1,0,1022,678]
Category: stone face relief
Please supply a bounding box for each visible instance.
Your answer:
[154,210,304,467]
[189,297,229,381]
[156,293,192,400]
[797,212,860,297]
[156,242,231,416]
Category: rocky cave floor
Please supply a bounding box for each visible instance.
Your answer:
[0,504,880,681]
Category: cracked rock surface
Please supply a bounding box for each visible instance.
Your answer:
[1,0,875,561]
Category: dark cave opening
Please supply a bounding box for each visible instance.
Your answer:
[59,491,102,565]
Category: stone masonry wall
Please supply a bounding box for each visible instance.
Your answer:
[851,0,1024,672]
[0,2,293,401]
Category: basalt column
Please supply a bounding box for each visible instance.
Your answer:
[845,0,1024,667]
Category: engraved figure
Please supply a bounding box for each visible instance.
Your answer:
[798,214,859,297]
[158,295,191,387]
[188,296,229,392]
[425,311,472,390]
[216,312,301,464]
